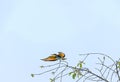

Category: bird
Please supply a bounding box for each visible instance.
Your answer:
[41,52,66,61]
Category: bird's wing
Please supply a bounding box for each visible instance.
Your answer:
[41,55,57,61]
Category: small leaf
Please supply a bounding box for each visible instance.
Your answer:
[118,66,120,69]
[117,62,120,65]
[31,74,34,77]
[77,62,83,68]
[117,61,120,69]
[80,63,82,68]
[69,72,74,76]
[77,61,85,68]
[50,78,55,82]
[72,73,76,79]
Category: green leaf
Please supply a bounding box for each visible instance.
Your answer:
[31,74,34,77]
[77,62,83,68]
[69,72,74,76]
[80,63,82,68]
[117,62,120,65]
[117,61,120,69]
[50,78,55,82]
[118,66,120,69]
[72,73,76,79]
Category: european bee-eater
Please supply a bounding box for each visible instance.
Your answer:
[41,52,66,61]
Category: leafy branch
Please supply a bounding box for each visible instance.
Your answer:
[31,53,120,82]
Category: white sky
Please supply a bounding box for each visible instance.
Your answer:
[0,0,120,82]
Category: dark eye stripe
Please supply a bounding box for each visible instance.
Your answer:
[56,55,61,58]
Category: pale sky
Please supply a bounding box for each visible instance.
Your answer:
[0,0,120,82]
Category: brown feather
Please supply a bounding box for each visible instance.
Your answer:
[41,54,57,61]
